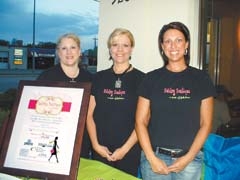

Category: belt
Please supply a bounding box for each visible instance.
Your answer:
[155,147,188,158]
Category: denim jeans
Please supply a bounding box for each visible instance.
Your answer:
[140,150,203,180]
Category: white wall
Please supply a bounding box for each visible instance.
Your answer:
[97,0,200,73]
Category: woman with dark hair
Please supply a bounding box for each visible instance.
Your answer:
[135,22,216,180]
[158,22,191,66]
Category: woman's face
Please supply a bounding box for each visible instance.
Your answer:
[110,34,133,64]
[57,37,81,67]
[161,29,188,63]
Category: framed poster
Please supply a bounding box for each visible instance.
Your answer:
[0,80,91,180]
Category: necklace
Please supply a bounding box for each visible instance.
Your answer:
[111,64,132,88]
[70,78,76,82]
[69,68,79,82]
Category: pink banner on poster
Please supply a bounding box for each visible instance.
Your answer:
[28,99,71,112]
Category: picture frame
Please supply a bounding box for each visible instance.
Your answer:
[0,80,91,180]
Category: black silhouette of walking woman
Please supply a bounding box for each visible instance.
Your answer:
[48,136,59,163]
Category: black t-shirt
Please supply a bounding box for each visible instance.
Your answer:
[92,68,145,150]
[138,66,216,150]
[37,63,92,82]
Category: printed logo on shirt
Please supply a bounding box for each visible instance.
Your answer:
[164,87,191,100]
[103,88,126,100]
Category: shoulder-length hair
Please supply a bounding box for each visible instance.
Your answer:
[158,21,190,66]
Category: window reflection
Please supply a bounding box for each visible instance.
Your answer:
[0,0,98,71]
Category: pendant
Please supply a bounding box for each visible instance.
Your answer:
[70,78,76,82]
[115,78,121,88]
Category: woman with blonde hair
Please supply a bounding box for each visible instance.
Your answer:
[86,28,145,176]
[37,33,93,158]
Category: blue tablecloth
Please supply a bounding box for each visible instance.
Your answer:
[203,133,240,180]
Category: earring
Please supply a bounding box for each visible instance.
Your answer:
[185,49,188,55]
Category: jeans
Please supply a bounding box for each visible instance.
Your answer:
[140,150,203,180]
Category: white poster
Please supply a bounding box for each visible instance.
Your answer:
[4,85,84,175]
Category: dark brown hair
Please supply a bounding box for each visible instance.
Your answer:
[158,21,190,66]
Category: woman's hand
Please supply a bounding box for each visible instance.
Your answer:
[168,155,191,173]
[109,147,128,161]
[149,155,169,175]
[94,144,113,161]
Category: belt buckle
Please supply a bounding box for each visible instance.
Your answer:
[170,150,178,157]
[171,149,185,157]
[156,147,186,158]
